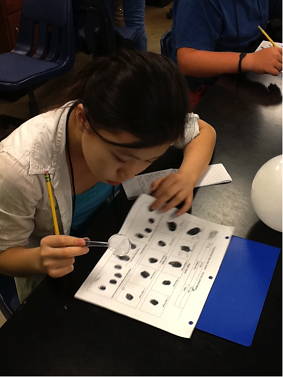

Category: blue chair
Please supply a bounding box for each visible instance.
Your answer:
[0,0,76,129]
[160,30,172,58]
[73,0,138,57]
[0,274,20,320]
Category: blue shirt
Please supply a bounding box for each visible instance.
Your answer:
[71,182,119,231]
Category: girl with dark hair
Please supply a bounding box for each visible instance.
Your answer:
[0,50,215,302]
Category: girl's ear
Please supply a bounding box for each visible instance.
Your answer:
[76,104,90,131]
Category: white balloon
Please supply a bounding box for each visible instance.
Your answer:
[251,155,282,232]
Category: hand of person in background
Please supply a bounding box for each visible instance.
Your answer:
[242,47,282,76]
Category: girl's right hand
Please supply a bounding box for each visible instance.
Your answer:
[39,235,89,278]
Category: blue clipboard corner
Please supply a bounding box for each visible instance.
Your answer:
[196,236,281,347]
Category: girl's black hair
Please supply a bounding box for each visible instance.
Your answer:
[63,49,190,148]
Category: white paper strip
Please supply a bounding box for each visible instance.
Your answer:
[122,164,232,200]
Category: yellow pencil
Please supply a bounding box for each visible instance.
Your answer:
[258,25,277,47]
[45,171,60,235]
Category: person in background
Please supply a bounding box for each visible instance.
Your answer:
[106,0,147,50]
[171,0,282,109]
[0,50,215,303]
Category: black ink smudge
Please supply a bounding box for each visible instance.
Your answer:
[145,228,152,233]
[167,221,177,231]
[149,257,158,263]
[99,286,106,290]
[114,265,122,269]
[126,294,133,300]
[148,218,155,224]
[118,255,130,261]
[131,243,137,249]
[169,261,182,268]
[187,227,201,236]
[135,233,144,239]
[141,271,150,278]
[150,299,158,306]
[181,245,191,252]
[114,273,122,278]
[162,280,171,285]
[158,240,166,247]
[109,279,117,284]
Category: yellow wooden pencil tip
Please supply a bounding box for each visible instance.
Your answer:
[258,25,277,47]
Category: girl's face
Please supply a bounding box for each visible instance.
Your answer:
[81,127,171,185]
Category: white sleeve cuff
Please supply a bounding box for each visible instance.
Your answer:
[173,113,200,149]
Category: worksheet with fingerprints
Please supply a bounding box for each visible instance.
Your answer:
[75,194,234,338]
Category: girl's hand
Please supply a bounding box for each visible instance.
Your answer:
[150,119,216,217]
[39,235,89,278]
[150,172,194,216]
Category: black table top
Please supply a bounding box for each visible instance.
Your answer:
[193,72,282,248]
[0,72,281,376]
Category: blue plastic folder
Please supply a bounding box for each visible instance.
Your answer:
[196,236,281,346]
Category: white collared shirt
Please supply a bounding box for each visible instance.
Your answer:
[0,104,73,301]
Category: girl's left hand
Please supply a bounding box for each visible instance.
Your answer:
[150,172,194,216]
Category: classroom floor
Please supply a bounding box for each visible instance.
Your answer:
[0,3,173,327]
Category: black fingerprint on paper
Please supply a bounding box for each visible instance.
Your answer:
[158,240,166,247]
[169,261,182,268]
[150,299,158,306]
[126,294,133,300]
[141,271,150,278]
[118,255,130,261]
[167,221,177,231]
[149,257,158,264]
[181,245,191,252]
[187,227,201,236]
[135,233,144,239]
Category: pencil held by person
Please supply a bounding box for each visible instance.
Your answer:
[258,25,277,47]
[45,171,60,235]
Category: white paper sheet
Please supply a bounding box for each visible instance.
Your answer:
[122,163,232,200]
[255,40,283,51]
[75,194,234,338]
